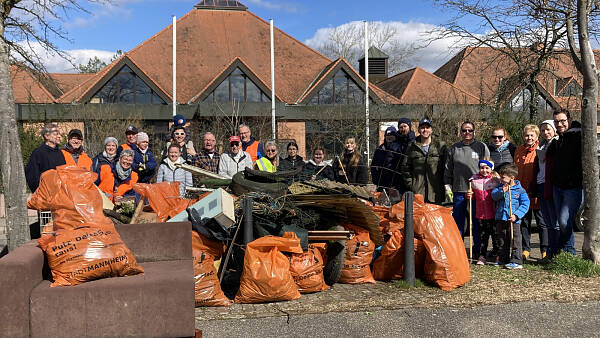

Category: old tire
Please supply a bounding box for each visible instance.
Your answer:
[323,225,347,286]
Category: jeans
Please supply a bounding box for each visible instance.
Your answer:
[452,193,480,258]
[479,219,497,259]
[552,186,583,255]
[521,206,547,254]
[538,183,558,256]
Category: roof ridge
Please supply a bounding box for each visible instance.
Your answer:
[72,54,128,102]
[297,58,343,103]
[398,67,418,102]
[12,66,57,103]
[127,10,194,57]
[377,67,416,86]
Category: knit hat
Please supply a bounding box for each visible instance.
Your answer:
[479,159,494,170]
[397,118,412,128]
[137,132,149,143]
[385,126,397,135]
[173,114,186,127]
[540,119,556,132]
[104,137,118,146]
[125,125,138,134]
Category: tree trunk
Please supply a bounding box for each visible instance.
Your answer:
[0,21,30,251]
[577,0,600,263]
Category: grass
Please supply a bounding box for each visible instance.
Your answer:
[543,252,600,277]
[392,278,426,289]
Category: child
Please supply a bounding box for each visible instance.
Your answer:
[132,132,157,184]
[491,164,530,269]
[466,159,501,265]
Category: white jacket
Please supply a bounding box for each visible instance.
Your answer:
[218,150,253,178]
[156,157,193,197]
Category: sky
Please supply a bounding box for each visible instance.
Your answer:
[19,0,461,73]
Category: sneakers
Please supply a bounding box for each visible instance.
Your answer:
[476,256,486,265]
[504,262,523,269]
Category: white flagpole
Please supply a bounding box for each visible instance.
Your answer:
[172,15,177,117]
[364,21,370,162]
[270,19,276,140]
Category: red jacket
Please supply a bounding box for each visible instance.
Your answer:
[469,173,500,220]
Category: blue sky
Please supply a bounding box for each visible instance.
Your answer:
[29,0,459,72]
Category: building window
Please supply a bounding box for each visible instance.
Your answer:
[507,87,553,114]
[91,65,166,104]
[203,67,271,103]
[309,69,365,105]
[559,82,582,97]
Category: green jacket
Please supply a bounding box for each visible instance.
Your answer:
[401,137,447,204]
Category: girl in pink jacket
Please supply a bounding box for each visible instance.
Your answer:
[467,159,501,265]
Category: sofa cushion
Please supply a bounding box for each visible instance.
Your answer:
[116,222,192,263]
[30,260,194,337]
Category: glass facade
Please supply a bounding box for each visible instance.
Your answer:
[91,65,166,104]
[308,69,365,105]
[202,67,271,103]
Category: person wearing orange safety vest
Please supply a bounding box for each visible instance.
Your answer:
[238,123,264,163]
[116,125,139,157]
[97,149,139,202]
[61,129,93,170]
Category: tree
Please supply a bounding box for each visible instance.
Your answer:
[77,49,123,74]
[432,0,569,120]
[0,0,105,251]
[564,0,600,263]
[310,21,418,76]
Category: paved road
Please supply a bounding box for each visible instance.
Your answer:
[197,301,600,337]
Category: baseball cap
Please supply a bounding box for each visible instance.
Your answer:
[418,118,432,128]
[125,126,138,134]
[173,114,186,127]
[385,126,397,135]
[68,129,83,139]
[229,136,241,143]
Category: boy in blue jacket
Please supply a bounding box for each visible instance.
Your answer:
[492,164,530,269]
[132,132,157,183]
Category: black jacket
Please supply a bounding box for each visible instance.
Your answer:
[91,152,116,175]
[370,141,403,190]
[302,160,335,181]
[333,153,369,185]
[278,155,304,172]
[547,122,582,190]
[25,143,66,192]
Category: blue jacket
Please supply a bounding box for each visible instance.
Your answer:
[491,180,530,223]
[132,148,157,183]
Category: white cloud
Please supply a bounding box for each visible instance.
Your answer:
[245,0,300,13]
[305,20,465,74]
[13,41,115,72]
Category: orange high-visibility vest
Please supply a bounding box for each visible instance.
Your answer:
[245,141,260,163]
[61,149,93,170]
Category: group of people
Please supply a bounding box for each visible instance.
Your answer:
[24,111,583,268]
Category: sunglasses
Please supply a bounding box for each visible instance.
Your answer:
[174,132,185,136]
[230,143,240,147]
[461,129,474,133]
[491,135,504,139]
[266,149,277,153]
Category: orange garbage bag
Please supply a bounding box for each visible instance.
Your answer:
[193,252,231,307]
[28,166,114,230]
[372,229,426,281]
[37,226,144,287]
[288,242,329,294]
[234,233,303,303]
[133,182,201,222]
[192,230,226,260]
[339,224,376,284]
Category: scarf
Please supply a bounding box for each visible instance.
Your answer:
[103,151,116,162]
[115,162,131,181]
[494,140,510,152]
[166,156,181,172]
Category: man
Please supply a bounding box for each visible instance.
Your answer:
[238,123,264,163]
[396,118,416,155]
[371,126,402,191]
[546,110,582,256]
[117,125,138,156]
[444,121,490,258]
[401,118,447,204]
[25,123,66,192]
[61,129,93,169]
[192,132,220,173]
[218,136,253,178]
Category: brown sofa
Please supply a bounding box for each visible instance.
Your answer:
[0,222,195,338]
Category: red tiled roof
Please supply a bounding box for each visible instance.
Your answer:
[378,67,479,104]
[11,66,55,104]
[49,73,95,96]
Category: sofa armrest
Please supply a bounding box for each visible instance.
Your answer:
[116,222,192,263]
[0,240,45,337]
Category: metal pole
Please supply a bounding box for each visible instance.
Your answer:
[270,19,276,140]
[243,198,254,245]
[364,21,370,162]
[172,15,177,117]
[403,191,415,286]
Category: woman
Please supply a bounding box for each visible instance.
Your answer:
[487,126,516,171]
[218,136,253,178]
[278,142,304,171]
[132,132,157,184]
[163,126,196,164]
[536,120,558,258]
[61,129,92,170]
[333,137,368,185]
[255,140,279,172]
[92,137,118,174]
[371,126,402,191]
[514,124,546,259]
[97,149,139,202]
[156,144,193,198]
[401,118,447,204]
[302,147,334,180]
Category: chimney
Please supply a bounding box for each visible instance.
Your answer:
[359,46,389,84]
